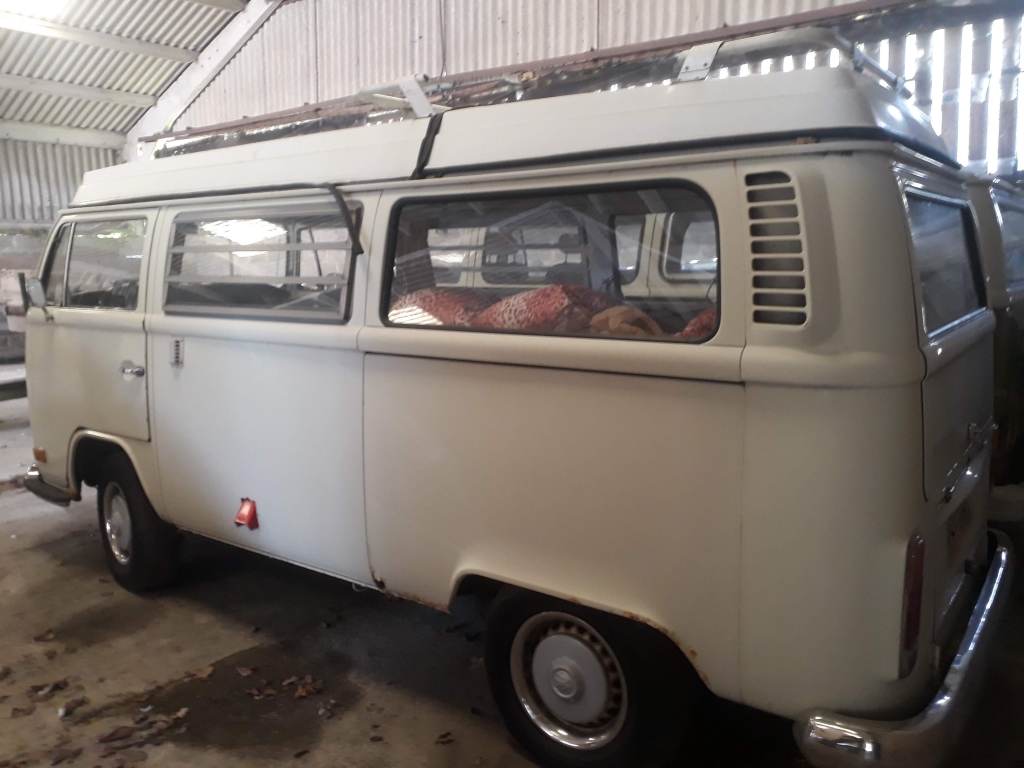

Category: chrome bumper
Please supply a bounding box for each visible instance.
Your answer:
[23,464,76,507]
[794,529,1014,768]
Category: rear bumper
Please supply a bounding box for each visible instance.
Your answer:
[794,529,1014,768]
[23,464,76,507]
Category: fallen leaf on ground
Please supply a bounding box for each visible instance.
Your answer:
[173,708,189,720]
[48,747,81,765]
[11,705,35,718]
[236,667,254,677]
[33,631,55,642]
[58,697,87,718]
[192,667,214,681]
[97,725,134,743]
[262,688,277,698]
[28,679,69,702]
[435,731,455,745]
[281,676,298,687]
[293,750,309,759]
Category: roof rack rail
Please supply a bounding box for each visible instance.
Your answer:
[149,26,908,159]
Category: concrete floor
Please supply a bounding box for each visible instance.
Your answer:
[0,395,1022,768]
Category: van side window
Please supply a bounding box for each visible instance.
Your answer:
[165,204,355,321]
[386,186,719,342]
[997,204,1024,285]
[66,219,147,310]
[42,223,72,306]
[905,196,983,335]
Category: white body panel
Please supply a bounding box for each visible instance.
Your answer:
[363,354,744,697]
[427,68,946,173]
[73,119,426,207]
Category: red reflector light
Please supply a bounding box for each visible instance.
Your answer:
[234,498,258,530]
[900,534,926,679]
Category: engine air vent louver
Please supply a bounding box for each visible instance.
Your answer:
[746,171,808,326]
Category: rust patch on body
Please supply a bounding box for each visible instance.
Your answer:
[384,589,450,614]
[618,610,707,686]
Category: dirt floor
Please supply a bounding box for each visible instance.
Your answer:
[0,393,1022,768]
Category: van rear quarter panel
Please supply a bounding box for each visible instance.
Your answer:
[363,354,745,700]
[740,384,925,717]
[739,153,932,718]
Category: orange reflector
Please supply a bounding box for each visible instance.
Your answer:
[32,447,47,463]
[234,498,258,530]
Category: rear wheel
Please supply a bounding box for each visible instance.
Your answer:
[97,452,179,592]
[485,588,698,768]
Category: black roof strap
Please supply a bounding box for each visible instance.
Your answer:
[411,112,445,180]
[322,184,364,257]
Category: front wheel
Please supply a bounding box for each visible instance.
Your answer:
[97,452,179,592]
[485,589,698,768]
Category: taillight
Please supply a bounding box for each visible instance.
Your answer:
[899,534,926,679]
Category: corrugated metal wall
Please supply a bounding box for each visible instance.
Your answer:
[176,0,862,129]
[0,139,117,225]
[176,0,1024,176]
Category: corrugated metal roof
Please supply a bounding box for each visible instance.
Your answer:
[0,137,117,222]
[175,0,865,131]
[0,0,238,137]
[169,0,1023,179]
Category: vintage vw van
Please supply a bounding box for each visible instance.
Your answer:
[967,177,1024,519]
[22,30,1013,768]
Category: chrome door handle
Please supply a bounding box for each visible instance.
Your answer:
[120,363,145,377]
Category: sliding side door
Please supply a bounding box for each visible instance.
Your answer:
[147,191,378,583]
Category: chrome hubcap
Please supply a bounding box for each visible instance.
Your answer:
[103,483,132,565]
[510,612,627,750]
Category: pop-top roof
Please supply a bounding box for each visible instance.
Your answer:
[72,28,949,208]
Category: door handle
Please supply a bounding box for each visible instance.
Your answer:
[120,363,145,378]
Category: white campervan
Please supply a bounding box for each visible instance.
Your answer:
[967,176,1024,519]
[22,30,1013,768]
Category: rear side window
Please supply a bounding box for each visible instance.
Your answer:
[997,204,1024,285]
[165,203,357,321]
[386,186,719,342]
[906,196,983,335]
[65,219,147,309]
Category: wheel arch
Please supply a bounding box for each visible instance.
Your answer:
[449,569,710,690]
[67,430,166,518]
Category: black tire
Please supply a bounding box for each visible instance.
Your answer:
[96,452,179,592]
[485,588,698,768]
